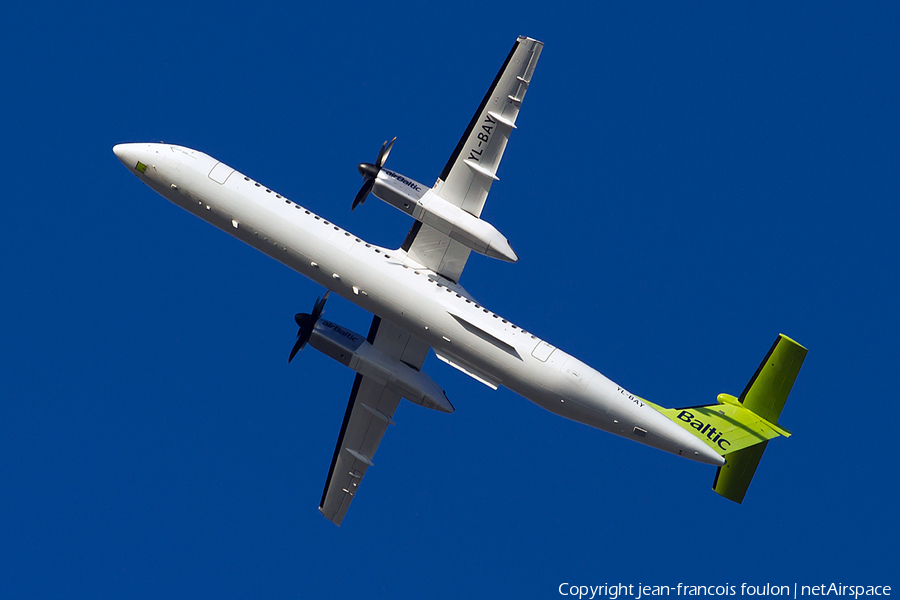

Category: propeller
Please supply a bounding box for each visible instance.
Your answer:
[288,291,330,363]
[351,137,396,211]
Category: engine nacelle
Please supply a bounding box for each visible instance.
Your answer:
[372,169,518,262]
[309,318,454,413]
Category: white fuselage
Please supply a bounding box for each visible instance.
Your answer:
[114,142,724,466]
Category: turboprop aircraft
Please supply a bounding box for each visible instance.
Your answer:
[113,36,807,525]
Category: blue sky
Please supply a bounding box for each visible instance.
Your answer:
[1,1,897,598]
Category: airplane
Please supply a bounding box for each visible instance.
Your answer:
[113,36,807,525]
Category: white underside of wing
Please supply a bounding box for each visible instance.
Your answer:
[318,318,431,526]
[318,374,401,526]
[403,36,543,282]
[431,36,542,217]
[403,223,472,284]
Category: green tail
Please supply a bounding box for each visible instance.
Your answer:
[654,334,808,503]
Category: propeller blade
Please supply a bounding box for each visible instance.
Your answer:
[351,178,373,211]
[352,138,396,211]
[287,292,330,363]
[377,137,396,169]
[288,336,305,363]
[313,291,330,318]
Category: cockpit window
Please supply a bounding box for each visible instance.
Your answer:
[135,162,147,174]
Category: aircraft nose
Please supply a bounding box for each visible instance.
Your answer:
[113,143,158,176]
[113,143,135,167]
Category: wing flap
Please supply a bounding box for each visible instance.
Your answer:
[367,317,430,369]
[401,222,472,283]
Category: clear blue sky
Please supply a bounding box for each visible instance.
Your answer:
[1,1,897,598]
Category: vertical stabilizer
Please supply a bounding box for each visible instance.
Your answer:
[738,334,808,424]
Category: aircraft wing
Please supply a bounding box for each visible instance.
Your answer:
[319,316,430,525]
[402,36,543,282]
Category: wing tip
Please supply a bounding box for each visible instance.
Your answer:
[517,35,544,46]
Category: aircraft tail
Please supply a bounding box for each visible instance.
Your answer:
[654,334,807,503]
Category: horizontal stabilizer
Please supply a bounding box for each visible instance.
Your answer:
[654,403,784,455]
[713,442,768,503]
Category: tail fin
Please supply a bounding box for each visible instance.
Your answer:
[737,334,807,425]
[656,334,807,503]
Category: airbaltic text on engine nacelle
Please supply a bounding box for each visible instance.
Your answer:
[372,169,518,262]
[309,319,454,413]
